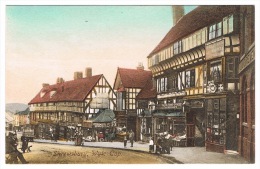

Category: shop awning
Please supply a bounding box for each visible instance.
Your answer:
[152,111,166,117]
[166,112,185,117]
[90,109,115,123]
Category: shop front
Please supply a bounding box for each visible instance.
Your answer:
[205,93,239,153]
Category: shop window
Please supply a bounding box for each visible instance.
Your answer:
[185,69,195,88]
[206,98,226,145]
[209,22,222,40]
[223,15,234,35]
[210,61,222,83]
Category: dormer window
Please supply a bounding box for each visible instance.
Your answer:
[50,91,56,98]
[40,92,46,98]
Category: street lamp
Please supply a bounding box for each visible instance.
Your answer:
[148,101,155,140]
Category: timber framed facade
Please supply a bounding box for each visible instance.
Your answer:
[147,6,245,153]
[29,69,116,140]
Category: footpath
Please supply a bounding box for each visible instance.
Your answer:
[34,139,249,164]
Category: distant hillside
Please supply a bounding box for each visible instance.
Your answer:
[5,103,29,114]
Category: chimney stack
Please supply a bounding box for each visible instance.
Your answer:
[56,77,65,84]
[136,62,144,70]
[42,83,49,88]
[74,72,83,80]
[172,6,184,26]
[85,67,92,78]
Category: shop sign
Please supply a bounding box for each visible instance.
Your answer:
[127,110,136,116]
[239,45,255,73]
[206,39,224,60]
[83,120,92,128]
[190,100,204,108]
[157,91,186,99]
[206,81,224,93]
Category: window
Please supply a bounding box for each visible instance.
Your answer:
[223,15,234,35]
[173,76,178,90]
[185,69,195,88]
[150,54,159,66]
[210,61,222,83]
[127,88,137,110]
[209,22,222,40]
[157,77,168,93]
[226,56,238,78]
[174,41,182,55]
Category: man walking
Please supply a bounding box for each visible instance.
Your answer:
[129,130,135,147]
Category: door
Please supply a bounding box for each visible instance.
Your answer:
[186,112,195,146]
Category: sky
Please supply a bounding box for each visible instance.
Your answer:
[5,5,197,104]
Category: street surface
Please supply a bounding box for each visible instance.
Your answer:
[6,139,249,164]
[16,142,177,164]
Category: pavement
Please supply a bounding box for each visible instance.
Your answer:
[33,139,249,164]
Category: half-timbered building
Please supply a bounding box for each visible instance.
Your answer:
[147,6,242,153]
[28,68,116,140]
[113,64,153,140]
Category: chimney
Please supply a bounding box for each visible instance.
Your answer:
[74,72,83,80]
[85,67,92,78]
[136,62,144,70]
[56,77,64,84]
[42,83,49,88]
[172,6,184,26]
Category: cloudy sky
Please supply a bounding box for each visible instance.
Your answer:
[5,5,197,104]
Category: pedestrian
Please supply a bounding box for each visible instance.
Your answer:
[123,135,127,148]
[129,130,135,147]
[6,132,29,164]
[21,136,28,153]
[149,137,154,153]
[155,137,162,154]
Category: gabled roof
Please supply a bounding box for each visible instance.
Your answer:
[136,79,157,100]
[115,68,152,89]
[149,5,239,57]
[29,75,102,104]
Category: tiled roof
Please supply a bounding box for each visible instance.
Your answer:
[117,68,152,89]
[136,79,157,100]
[29,75,102,104]
[149,5,239,56]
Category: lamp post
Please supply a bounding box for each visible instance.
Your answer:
[149,101,155,140]
[141,111,145,141]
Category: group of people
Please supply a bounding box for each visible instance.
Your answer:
[5,132,29,164]
[149,134,173,154]
[123,130,135,148]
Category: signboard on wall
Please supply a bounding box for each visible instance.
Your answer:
[90,93,109,109]
[205,39,225,60]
